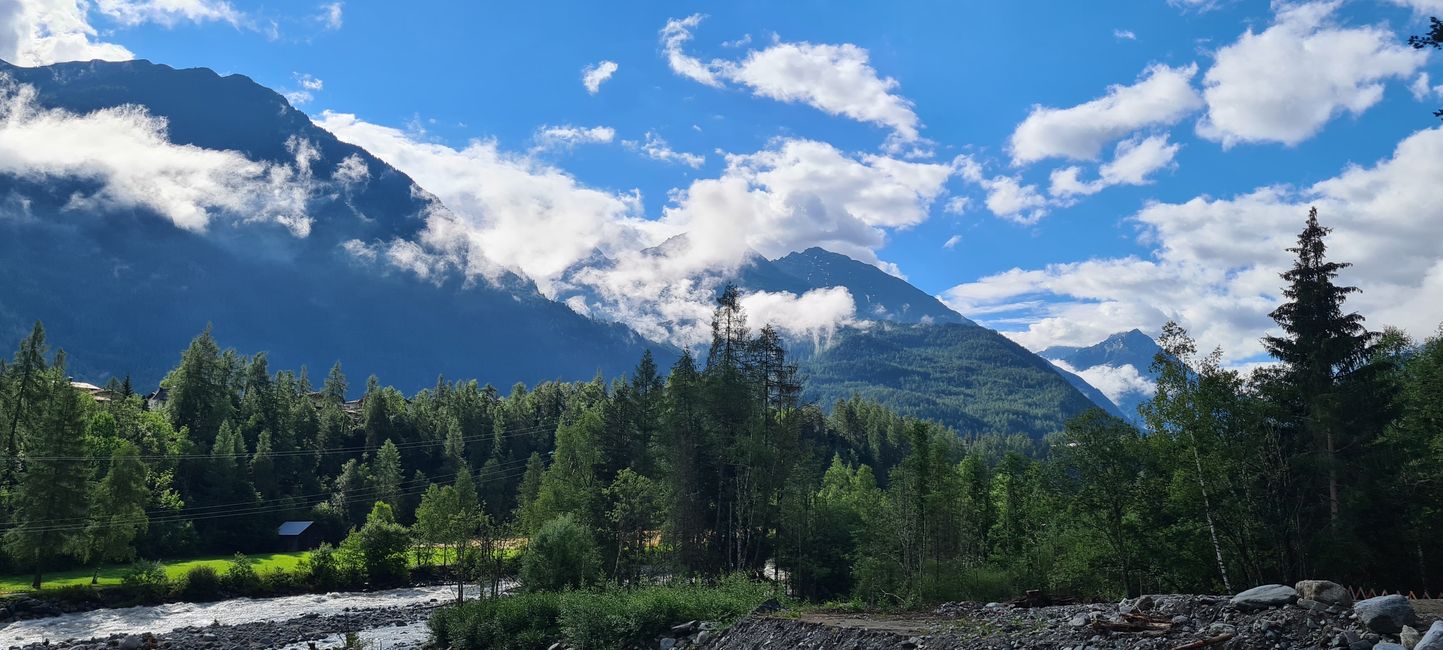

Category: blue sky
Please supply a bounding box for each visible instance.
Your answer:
[4,0,1443,365]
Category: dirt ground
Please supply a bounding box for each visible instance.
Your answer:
[1415,599,1443,621]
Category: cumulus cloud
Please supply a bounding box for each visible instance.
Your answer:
[944,125,1443,366]
[739,287,859,348]
[1197,1,1425,147]
[626,131,705,168]
[943,196,970,215]
[1049,134,1180,197]
[1411,72,1443,101]
[1009,63,1201,164]
[0,76,317,236]
[581,60,618,94]
[533,124,616,151]
[659,14,923,150]
[1384,0,1443,14]
[0,0,253,66]
[318,110,952,347]
[1114,29,1137,41]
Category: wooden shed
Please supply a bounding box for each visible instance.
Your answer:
[277,520,321,552]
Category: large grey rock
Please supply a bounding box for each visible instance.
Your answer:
[1378,643,1408,650]
[1231,584,1299,610]
[1296,579,1353,606]
[1417,621,1443,650]
[1354,595,1418,634]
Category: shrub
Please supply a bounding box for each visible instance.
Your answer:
[428,577,781,650]
[119,560,170,601]
[428,591,563,650]
[260,567,301,594]
[519,515,598,592]
[559,576,776,650]
[222,553,262,595]
[302,543,344,590]
[340,502,411,586]
[179,565,223,601]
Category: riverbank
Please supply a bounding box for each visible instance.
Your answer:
[1,584,485,649]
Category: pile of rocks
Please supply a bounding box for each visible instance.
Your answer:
[10,605,435,650]
[704,580,1442,649]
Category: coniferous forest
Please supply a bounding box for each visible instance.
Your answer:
[1,209,1441,609]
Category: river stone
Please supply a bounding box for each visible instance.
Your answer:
[1377,644,1408,650]
[1296,580,1353,606]
[1402,626,1422,649]
[119,634,144,650]
[1418,621,1443,650]
[1354,595,1418,634]
[1231,584,1299,610]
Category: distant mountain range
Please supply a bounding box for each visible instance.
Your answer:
[0,57,1126,438]
[0,58,669,392]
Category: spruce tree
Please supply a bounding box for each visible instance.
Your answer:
[373,439,404,512]
[3,322,49,481]
[1263,207,1374,527]
[6,368,89,589]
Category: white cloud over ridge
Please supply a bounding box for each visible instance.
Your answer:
[1197,1,1425,147]
[1051,359,1155,405]
[0,76,318,236]
[319,111,954,347]
[945,125,1443,366]
[0,0,251,67]
[1009,63,1201,164]
[660,14,923,150]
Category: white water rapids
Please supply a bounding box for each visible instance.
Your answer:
[1,584,481,647]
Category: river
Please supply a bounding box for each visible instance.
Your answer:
[2,584,486,648]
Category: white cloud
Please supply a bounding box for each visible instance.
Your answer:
[0,0,134,65]
[943,234,962,249]
[317,1,342,30]
[660,14,722,87]
[1411,72,1443,101]
[284,72,324,105]
[739,287,859,349]
[1009,63,1201,164]
[0,0,252,66]
[0,76,317,236]
[977,173,1049,225]
[1384,0,1443,14]
[659,14,923,149]
[1053,359,1155,404]
[581,60,618,94]
[93,0,241,27]
[626,131,705,168]
[1049,134,1180,197]
[318,111,953,347]
[943,196,971,215]
[1197,1,1425,147]
[1114,29,1137,41]
[945,125,1443,366]
[533,124,616,151]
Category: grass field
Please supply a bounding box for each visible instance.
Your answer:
[0,552,308,594]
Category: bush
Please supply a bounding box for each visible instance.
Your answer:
[428,577,781,650]
[340,502,411,586]
[119,560,170,601]
[428,591,563,650]
[917,561,1015,604]
[302,543,345,590]
[179,565,223,601]
[260,567,302,594]
[559,576,776,650]
[222,553,262,595]
[519,515,598,592]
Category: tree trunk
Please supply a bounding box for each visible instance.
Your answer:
[1326,429,1339,526]
[1189,436,1233,592]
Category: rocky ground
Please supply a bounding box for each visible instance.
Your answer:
[7,604,437,650]
[706,582,1443,650]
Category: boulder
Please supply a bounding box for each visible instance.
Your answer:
[1377,644,1408,650]
[1231,584,1299,610]
[1296,580,1353,606]
[1354,595,1418,635]
[120,635,144,650]
[1418,621,1443,650]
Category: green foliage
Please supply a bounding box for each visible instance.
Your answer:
[179,565,223,600]
[119,560,170,600]
[222,553,262,595]
[520,515,599,592]
[340,502,411,586]
[428,578,777,650]
[301,543,344,590]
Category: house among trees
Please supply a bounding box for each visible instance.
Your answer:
[69,380,118,403]
[276,521,320,552]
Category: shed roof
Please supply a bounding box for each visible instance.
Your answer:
[277,521,314,536]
